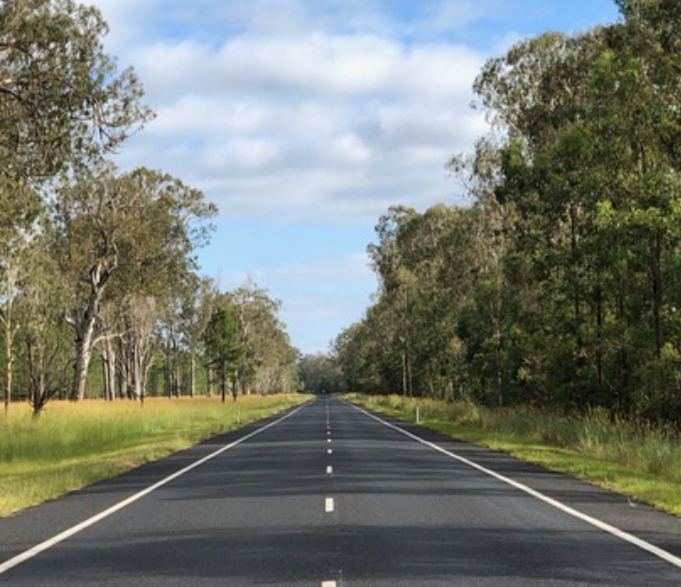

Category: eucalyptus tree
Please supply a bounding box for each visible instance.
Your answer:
[14,229,72,414]
[201,283,299,399]
[337,0,681,421]
[181,276,219,397]
[334,311,389,395]
[0,185,38,410]
[52,165,216,401]
[0,0,152,408]
[252,327,299,395]
[157,274,217,398]
[590,0,681,417]
[230,282,280,396]
[118,294,158,401]
[0,0,152,179]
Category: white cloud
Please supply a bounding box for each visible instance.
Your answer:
[110,25,486,225]
[418,0,508,35]
[334,133,372,164]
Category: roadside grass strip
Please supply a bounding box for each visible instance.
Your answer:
[346,394,681,519]
[0,395,309,518]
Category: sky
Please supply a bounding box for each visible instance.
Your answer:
[89,0,621,355]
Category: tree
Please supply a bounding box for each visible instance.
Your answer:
[53,165,216,401]
[14,230,72,415]
[0,0,153,409]
[0,0,153,181]
[202,306,242,403]
[180,276,219,398]
[230,282,281,396]
[298,353,342,394]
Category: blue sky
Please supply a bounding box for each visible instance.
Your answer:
[91,0,621,354]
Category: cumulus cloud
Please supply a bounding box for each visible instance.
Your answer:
[104,19,487,224]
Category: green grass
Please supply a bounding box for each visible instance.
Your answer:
[345,393,681,517]
[0,394,310,517]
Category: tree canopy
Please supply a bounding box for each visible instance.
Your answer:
[335,0,681,424]
[0,1,297,413]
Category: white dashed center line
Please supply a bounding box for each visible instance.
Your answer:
[327,448,333,455]
[326,465,333,474]
[321,581,336,587]
[325,497,335,513]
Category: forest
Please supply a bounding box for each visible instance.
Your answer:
[0,0,299,413]
[335,0,681,424]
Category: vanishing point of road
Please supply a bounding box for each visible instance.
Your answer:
[2,396,681,586]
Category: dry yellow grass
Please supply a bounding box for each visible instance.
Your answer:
[0,394,310,517]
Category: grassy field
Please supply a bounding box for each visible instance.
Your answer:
[0,394,310,517]
[346,393,681,518]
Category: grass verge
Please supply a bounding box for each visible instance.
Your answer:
[0,394,310,518]
[345,393,681,518]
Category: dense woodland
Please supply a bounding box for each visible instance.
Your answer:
[0,0,298,413]
[335,0,681,423]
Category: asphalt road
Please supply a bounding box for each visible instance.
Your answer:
[2,396,681,586]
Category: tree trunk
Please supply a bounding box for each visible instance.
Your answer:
[69,260,113,401]
[401,349,408,397]
[231,372,238,402]
[189,354,196,398]
[175,363,181,397]
[131,341,143,401]
[72,321,96,401]
[616,282,631,415]
[595,279,604,393]
[205,365,213,397]
[101,338,117,401]
[219,365,227,403]
[3,306,12,412]
[2,263,17,411]
[165,340,174,398]
[650,233,663,359]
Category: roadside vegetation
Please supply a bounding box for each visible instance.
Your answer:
[336,1,681,424]
[329,2,681,516]
[347,394,681,517]
[0,1,300,414]
[0,395,309,517]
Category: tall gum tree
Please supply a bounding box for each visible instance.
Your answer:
[53,165,216,401]
[0,0,153,408]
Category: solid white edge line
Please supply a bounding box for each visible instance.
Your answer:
[325,497,335,513]
[0,403,310,577]
[346,400,681,570]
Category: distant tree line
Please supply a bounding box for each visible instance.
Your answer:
[334,0,681,423]
[0,0,298,413]
[297,353,343,395]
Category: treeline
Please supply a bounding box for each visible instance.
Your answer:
[335,0,681,423]
[0,0,298,413]
[202,283,300,403]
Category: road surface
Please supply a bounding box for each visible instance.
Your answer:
[2,396,681,586]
